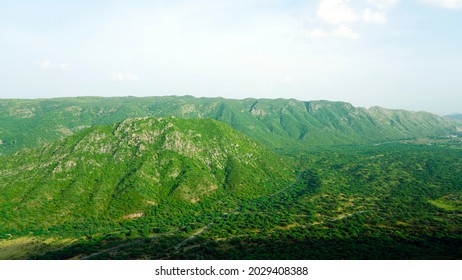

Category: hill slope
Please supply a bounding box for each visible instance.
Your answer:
[1,96,459,154]
[0,117,294,233]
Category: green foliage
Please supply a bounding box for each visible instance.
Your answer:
[26,144,462,259]
[1,97,461,260]
[0,117,294,237]
[1,96,459,155]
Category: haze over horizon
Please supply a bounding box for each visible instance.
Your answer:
[1,0,461,115]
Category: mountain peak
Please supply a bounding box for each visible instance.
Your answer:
[0,117,294,231]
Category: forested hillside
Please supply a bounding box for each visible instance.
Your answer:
[1,96,459,155]
[0,117,294,235]
[2,144,459,260]
[0,97,461,260]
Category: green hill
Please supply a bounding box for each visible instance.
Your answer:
[0,117,295,235]
[1,96,459,155]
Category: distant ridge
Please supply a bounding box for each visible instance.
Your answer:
[445,113,462,121]
[0,96,460,154]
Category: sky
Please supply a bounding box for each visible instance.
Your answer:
[0,0,461,115]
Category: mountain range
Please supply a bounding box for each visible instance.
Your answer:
[0,96,461,260]
[1,96,459,155]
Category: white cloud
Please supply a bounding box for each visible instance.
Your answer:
[305,28,329,38]
[363,8,387,23]
[421,0,462,9]
[366,0,400,9]
[112,72,139,82]
[37,60,70,71]
[305,25,359,40]
[317,0,359,24]
[333,25,360,39]
[308,0,393,41]
[39,60,51,70]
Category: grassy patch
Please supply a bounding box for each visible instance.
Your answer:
[429,194,462,211]
[0,236,76,260]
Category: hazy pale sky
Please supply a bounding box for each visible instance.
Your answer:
[1,0,461,115]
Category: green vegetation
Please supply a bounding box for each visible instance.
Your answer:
[0,96,461,259]
[22,144,462,260]
[429,194,462,211]
[0,117,294,236]
[1,96,459,155]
